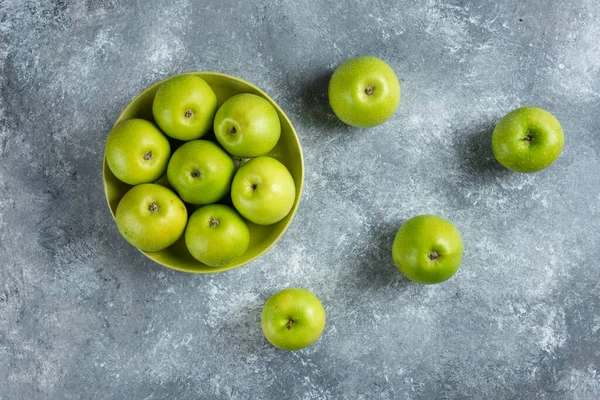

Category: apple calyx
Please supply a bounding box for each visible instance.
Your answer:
[149,202,159,213]
[228,126,237,135]
[428,251,440,261]
[286,319,294,330]
[191,170,201,178]
[209,216,219,228]
[184,109,193,118]
[251,183,258,191]
[364,85,374,95]
[143,151,153,160]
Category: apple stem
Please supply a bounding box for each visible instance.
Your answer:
[287,319,294,330]
[143,151,152,161]
[365,86,374,95]
[524,135,532,141]
[428,251,440,261]
[184,109,193,118]
[149,202,158,212]
[209,216,219,228]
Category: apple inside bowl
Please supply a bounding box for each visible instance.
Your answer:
[102,72,304,273]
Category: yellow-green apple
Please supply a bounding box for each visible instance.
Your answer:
[214,93,281,157]
[167,140,235,205]
[185,204,250,267]
[328,56,400,128]
[105,119,170,185]
[392,215,463,284]
[152,74,217,141]
[492,107,564,173]
[115,184,187,252]
[230,157,295,225]
[261,288,326,351]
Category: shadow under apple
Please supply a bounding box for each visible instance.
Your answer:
[298,70,350,134]
[350,218,418,291]
[456,121,511,179]
[213,293,271,358]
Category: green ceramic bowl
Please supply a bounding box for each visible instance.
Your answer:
[102,72,304,273]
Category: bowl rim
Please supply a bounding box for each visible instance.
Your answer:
[102,71,304,274]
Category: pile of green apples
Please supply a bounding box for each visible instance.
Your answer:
[105,75,296,267]
[107,55,565,352]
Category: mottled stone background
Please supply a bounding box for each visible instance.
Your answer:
[1,0,599,398]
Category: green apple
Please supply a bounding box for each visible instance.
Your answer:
[105,119,171,185]
[167,140,235,205]
[261,288,326,351]
[213,93,281,157]
[328,56,401,128]
[184,204,250,267]
[492,107,564,173]
[115,184,187,252]
[231,157,295,225]
[392,215,463,284]
[152,74,217,141]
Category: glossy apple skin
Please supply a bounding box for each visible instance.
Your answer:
[261,288,326,351]
[152,74,217,141]
[167,140,235,205]
[392,215,463,284]
[328,56,401,128]
[230,157,295,225]
[492,107,564,173]
[214,93,281,157]
[105,119,171,185]
[115,184,187,252]
[185,204,250,267]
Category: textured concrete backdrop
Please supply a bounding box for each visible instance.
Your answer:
[1,0,600,399]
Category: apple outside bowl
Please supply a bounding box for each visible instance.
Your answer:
[102,72,304,273]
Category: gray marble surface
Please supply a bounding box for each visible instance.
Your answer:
[1,0,600,398]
